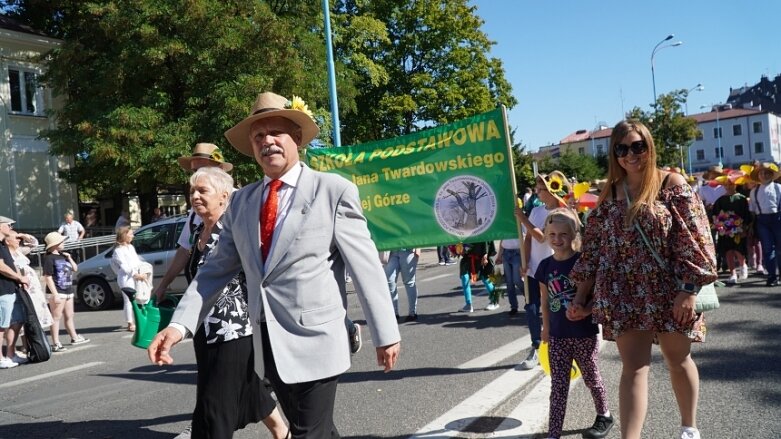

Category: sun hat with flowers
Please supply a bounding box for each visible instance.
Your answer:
[224,92,320,157]
[177,143,233,172]
[537,170,571,208]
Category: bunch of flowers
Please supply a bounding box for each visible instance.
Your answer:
[286,95,314,119]
[713,211,744,243]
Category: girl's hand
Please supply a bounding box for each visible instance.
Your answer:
[514,207,527,222]
[673,291,697,325]
[481,254,489,266]
[566,303,587,321]
[541,327,549,343]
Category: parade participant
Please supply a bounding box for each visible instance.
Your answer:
[495,238,522,315]
[514,170,572,370]
[383,248,420,322]
[568,120,716,439]
[149,91,400,438]
[7,231,53,331]
[744,178,765,274]
[536,208,612,439]
[43,232,90,352]
[748,162,781,286]
[110,226,148,332]
[455,241,497,312]
[710,171,751,284]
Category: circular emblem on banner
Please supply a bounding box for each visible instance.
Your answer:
[434,175,497,238]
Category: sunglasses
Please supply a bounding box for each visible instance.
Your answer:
[614,140,648,158]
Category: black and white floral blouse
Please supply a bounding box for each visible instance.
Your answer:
[187,220,253,344]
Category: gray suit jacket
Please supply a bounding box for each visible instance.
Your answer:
[172,162,400,383]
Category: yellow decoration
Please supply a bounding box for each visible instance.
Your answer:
[288,95,314,119]
[210,149,224,162]
[539,341,581,379]
[548,175,564,193]
[572,182,591,200]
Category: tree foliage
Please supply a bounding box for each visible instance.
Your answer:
[335,0,517,143]
[626,90,699,169]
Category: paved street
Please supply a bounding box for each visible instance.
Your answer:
[1,248,779,438]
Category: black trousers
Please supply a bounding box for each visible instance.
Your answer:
[261,323,341,439]
[192,328,275,439]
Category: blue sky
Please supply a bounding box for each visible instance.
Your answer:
[472,0,781,151]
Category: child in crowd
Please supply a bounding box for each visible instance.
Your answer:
[42,232,89,352]
[455,241,496,312]
[537,209,613,439]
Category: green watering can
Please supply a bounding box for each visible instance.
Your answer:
[123,289,180,349]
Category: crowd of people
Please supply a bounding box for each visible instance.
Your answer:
[3,89,776,439]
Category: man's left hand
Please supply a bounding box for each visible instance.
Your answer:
[376,342,400,372]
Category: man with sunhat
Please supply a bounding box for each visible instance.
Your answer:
[749,162,781,286]
[0,216,29,368]
[149,92,401,437]
[153,143,234,301]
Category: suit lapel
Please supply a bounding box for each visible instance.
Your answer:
[264,163,315,278]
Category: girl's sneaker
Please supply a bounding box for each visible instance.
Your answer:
[727,273,738,284]
[740,264,749,280]
[70,335,90,345]
[679,426,700,439]
[757,264,767,275]
[52,343,68,353]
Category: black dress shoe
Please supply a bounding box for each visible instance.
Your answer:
[508,309,518,316]
[767,279,779,287]
[404,313,418,322]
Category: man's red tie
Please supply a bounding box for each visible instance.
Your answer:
[260,179,283,262]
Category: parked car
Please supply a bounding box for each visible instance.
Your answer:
[76,215,190,311]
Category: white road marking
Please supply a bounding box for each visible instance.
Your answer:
[418,273,454,283]
[459,336,528,370]
[0,361,104,390]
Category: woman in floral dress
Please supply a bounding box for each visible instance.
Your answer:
[567,120,717,439]
[182,167,287,439]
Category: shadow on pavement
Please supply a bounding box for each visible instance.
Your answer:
[4,413,189,439]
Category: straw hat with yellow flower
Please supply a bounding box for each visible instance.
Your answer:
[537,170,571,208]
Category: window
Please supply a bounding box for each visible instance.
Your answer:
[734,144,744,156]
[713,127,722,138]
[714,147,724,159]
[755,142,764,154]
[696,130,703,140]
[733,124,742,136]
[696,150,705,161]
[132,222,174,253]
[8,68,43,115]
[578,147,585,155]
[753,121,763,133]
[596,145,604,156]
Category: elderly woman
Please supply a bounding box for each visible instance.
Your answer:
[182,166,287,439]
[748,162,781,286]
[110,226,147,332]
[6,232,52,331]
[568,120,716,439]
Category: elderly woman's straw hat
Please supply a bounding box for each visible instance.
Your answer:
[177,143,233,172]
[749,162,781,182]
[224,92,320,157]
[44,232,67,251]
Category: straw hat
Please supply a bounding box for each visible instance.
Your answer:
[0,215,15,225]
[537,170,571,207]
[177,143,233,172]
[749,162,781,182]
[701,165,724,180]
[224,92,320,157]
[44,232,67,251]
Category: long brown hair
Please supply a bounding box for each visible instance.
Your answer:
[599,120,661,226]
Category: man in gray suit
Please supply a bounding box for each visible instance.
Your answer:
[149,92,401,438]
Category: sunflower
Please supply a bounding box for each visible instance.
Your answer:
[210,149,224,162]
[287,95,314,119]
[547,175,565,194]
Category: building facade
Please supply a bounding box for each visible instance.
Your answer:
[0,16,77,228]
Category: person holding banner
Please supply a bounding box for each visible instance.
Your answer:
[514,171,572,370]
[148,91,400,439]
[455,241,497,312]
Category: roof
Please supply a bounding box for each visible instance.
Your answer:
[559,129,590,144]
[688,108,762,123]
[0,15,51,38]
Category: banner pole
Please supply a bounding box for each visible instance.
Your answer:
[499,106,529,304]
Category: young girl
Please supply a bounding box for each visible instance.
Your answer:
[535,208,613,439]
[455,241,497,312]
[43,232,89,352]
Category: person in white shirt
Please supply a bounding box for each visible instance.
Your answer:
[58,213,85,242]
[514,171,575,370]
[749,163,781,286]
[494,238,522,315]
[110,226,147,331]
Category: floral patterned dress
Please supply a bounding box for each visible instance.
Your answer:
[570,183,717,340]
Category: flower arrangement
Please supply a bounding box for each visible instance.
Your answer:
[713,210,744,243]
[209,148,224,163]
[286,95,314,119]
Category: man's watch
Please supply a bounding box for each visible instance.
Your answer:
[677,282,701,295]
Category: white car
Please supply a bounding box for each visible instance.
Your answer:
[76,216,190,310]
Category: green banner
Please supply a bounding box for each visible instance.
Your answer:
[305,108,518,250]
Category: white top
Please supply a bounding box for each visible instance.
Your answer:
[699,185,726,206]
[751,182,781,214]
[500,238,521,250]
[111,244,142,290]
[261,164,303,267]
[58,221,84,241]
[527,205,554,278]
[177,210,202,251]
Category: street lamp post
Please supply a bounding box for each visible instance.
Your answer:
[651,34,683,103]
[685,83,704,115]
[701,104,724,168]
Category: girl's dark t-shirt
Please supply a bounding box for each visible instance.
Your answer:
[43,253,74,294]
[535,252,599,338]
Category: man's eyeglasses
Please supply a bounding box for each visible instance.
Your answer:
[614,140,648,158]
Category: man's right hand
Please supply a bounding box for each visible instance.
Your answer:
[147,327,183,366]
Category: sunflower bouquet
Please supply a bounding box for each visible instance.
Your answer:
[713,211,744,243]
